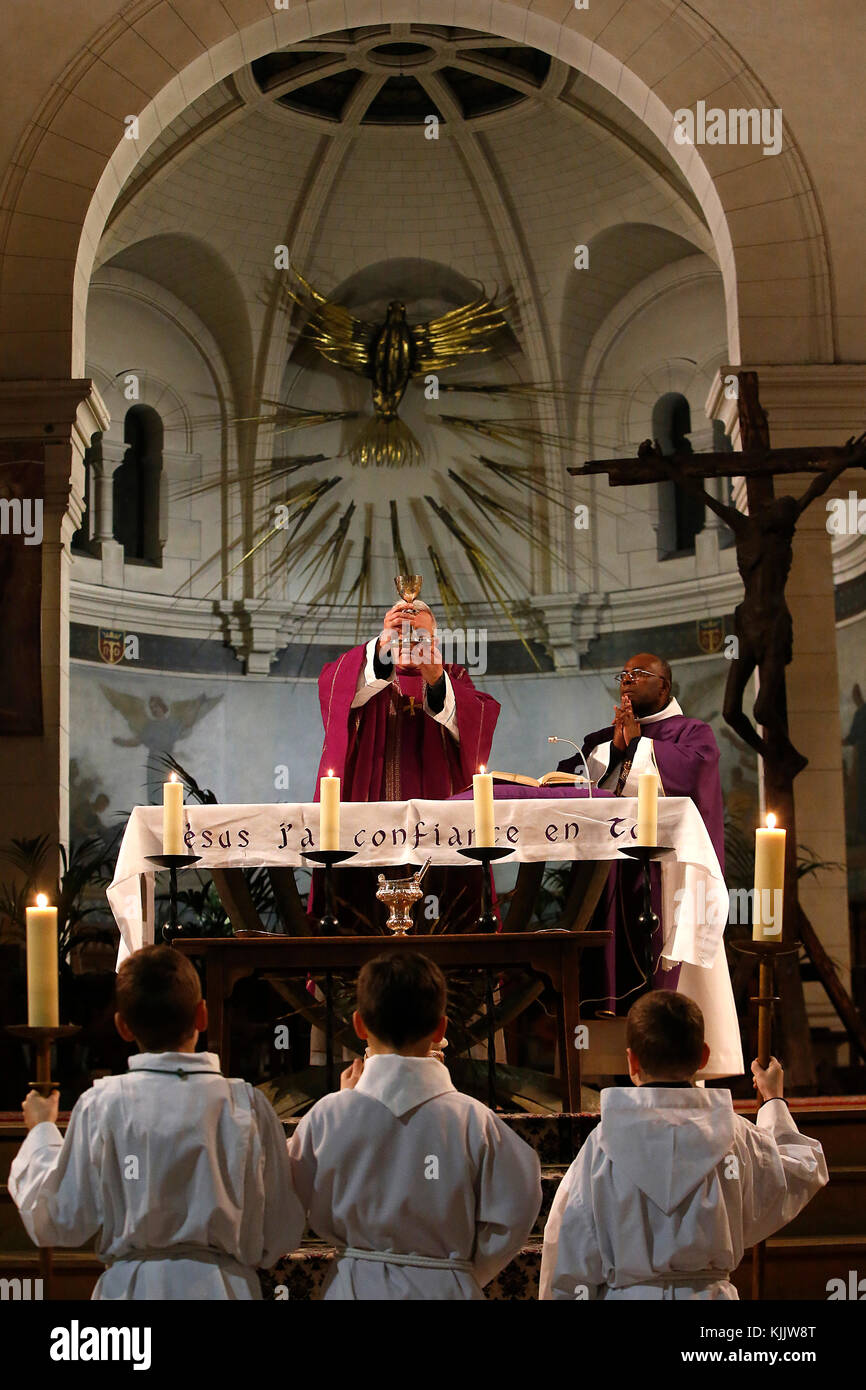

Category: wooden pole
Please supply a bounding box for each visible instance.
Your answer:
[751,957,774,1301]
[5,1024,80,1301]
[34,1036,55,1299]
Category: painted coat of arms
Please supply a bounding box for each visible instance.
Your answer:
[98,628,125,664]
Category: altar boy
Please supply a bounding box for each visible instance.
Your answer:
[540,991,827,1299]
[10,945,304,1298]
[289,952,542,1298]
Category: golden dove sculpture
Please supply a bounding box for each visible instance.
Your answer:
[286,269,508,468]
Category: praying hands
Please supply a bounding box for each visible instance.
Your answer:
[612,693,641,751]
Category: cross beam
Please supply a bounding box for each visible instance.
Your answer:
[569,443,859,487]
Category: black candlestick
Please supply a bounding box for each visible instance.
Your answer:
[457,847,514,1108]
[456,845,514,932]
[145,854,202,944]
[617,844,675,991]
[301,849,358,932]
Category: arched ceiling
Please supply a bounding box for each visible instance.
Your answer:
[95,20,715,416]
[86,20,728,628]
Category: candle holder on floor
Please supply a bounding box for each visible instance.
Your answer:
[456,846,513,933]
[617,844,675,990]
[301,849,358,932]
[145,853,203,944]
[6,1023,81,1300]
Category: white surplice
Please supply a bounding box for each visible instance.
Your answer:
[288,1053,542,1299]
[540,1087,827,1300]
[9,1052,304,1300]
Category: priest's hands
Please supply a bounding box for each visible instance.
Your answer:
[378,602,413,648]
[417,643,444,687]
[751,1056,784,1102]
[340,1058,364,1090]
[22,1088,59,1130]
[376,603,444,684]
[612,694,641,750]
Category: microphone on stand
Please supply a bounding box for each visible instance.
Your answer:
[548,736,594,799]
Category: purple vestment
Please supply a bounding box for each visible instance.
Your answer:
[558,713,725,1015]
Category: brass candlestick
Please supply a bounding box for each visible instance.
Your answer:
[376,858,431,935]
[6,1023,81,1300]
[730,937,801,1300]
[6,1024,80,1095]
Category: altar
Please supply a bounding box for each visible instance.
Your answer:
[107,794,743,1076]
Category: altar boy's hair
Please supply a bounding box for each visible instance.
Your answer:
[356,952,446,1048]
[115,944,202,1051]
[626,990,704,1078]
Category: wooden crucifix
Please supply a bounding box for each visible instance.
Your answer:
[569,372,866,1080]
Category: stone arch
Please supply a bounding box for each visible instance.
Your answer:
[0,0,833,384]
[99,234,253,423]
[560,222,706,439]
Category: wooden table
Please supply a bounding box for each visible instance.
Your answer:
[174,931,609,1111]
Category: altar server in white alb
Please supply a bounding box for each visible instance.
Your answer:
[540,991,827,1300]
[9,946,304,1299]
[289,952,542,1299]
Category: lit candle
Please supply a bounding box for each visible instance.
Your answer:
[636,770,659,846]
[320,769,341,851]
[473,765,495,847]
[753,813,785,939]
[26,893,59,1027]
[163,772,184,855]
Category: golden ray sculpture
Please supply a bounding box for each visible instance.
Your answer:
[284,268,509,468]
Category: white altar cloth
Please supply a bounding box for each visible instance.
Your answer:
[107,797,742,1076]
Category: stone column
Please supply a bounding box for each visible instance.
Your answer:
[0,381,110,878]
[95,439,126,587]
[707,365,866,1030]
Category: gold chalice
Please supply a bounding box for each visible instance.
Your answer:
[395,574,423,605]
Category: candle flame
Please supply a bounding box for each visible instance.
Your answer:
[327,768,333,778]
[169,772,177,782]
[479,764,486,774]
[35,893,48,908]
[766,813,776,830]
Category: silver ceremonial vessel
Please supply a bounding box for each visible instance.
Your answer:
[375,857,431,935]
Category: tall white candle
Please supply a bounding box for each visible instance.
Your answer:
[163,773,184,855]
[320,769,341,851]
[473,765,495,847]
[636,770,659,846]
[26,893,59,1027]
[753,813,785,939]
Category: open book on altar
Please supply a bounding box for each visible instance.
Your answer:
[486,769,588,787]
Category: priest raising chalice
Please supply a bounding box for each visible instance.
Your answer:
[310,576,501,936]
[315,577,500,805]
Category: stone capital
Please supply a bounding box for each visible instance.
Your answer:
[216,599,287,675]
[0,379,111,531]
[0,379,110,451]
[529,593,605,672]
[706,364,866,446]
